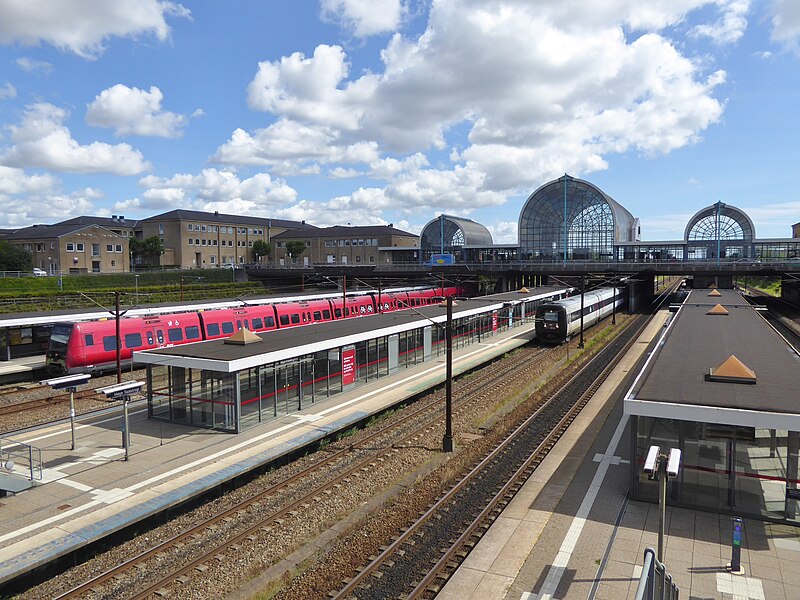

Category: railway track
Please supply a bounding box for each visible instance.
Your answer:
[49,340,561,599]
[332,312,649,599]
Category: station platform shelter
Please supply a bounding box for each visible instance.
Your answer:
[135,287,572,433]
[624,288,800,525]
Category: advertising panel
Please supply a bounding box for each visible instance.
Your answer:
[342,346,356,386]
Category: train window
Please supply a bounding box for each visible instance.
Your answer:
[290,314,300,324]
[252,318,263,329]
[367,306,373,313]
[125,333,142,348]
[334,308,342,318]
[185,326,200,340]
[322,310,331,319]
[279,315,290,326]
[207,323,220,336]
[265,316,275,327]
[302,313,308,323]
[84,334,94,346]
[147,332,154,345]
[313,311,321,320]
[222,322,234,334]
[168,328,183,342]
[345,308,350,317]
[103,336,117,351]
[244,319,249,329]
[237,320,242,330]
[543,313,559,322]
[157,330,164,344]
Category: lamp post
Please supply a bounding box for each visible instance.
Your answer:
[134,274,139,303]
[578,275,585,349]
[99,381,143,461]
[443,295,454,452]
[644,445,682,562]
[40,374,91,451]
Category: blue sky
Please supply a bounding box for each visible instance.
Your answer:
[1,0,799,242]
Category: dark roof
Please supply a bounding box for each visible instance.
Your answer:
[56,216,138,228]
[141,209,315,230]
[0,229,16,237]
[136,286,570,369]
[3,223,125,240]
[632,288,800,414]
[272,225,417,239]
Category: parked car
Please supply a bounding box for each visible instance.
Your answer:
[33,268,47,277]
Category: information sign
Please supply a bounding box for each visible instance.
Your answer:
[342,348,356,386]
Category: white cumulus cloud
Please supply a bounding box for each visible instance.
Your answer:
[1,102,151,175]
[321,0,408,37]
[86,84,190,138]
[771,0,800,52]
[0,0,190,59]
[138,168,298,213]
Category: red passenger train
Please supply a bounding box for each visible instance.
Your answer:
[45,287,462,374]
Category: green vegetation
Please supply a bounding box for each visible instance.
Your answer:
[284,240,307,263]
[738,276,781,296]
[129,236,165,266]
[0,270,267,313]
[252,239,271,262]
[0,240,33,272]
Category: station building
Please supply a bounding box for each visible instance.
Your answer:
[624,288,800,524]
[134,287,571,433]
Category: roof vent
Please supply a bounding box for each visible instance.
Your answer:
[708,289,722,297]
[111,215,117,221]
[518,287,530,293]
[120,215,125,221]
[224,328,262,346]
[706,355,756,384]
[707,304,729,315]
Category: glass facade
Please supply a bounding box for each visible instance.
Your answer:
[519,175,636,261]
[419,215,493,262]
[684,203,756,259]
[632,416,800,525]
[146,294,562,432]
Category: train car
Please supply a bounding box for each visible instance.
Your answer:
[46,311,204,373]
[274,299,335,327]
[46,286,463,374]
[198,305,279,340]
[330,295,376,319]
[534,287,624,344]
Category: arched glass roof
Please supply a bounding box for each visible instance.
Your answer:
[518,175,637,260]
[684,203,755,241]
[420,215,493,255]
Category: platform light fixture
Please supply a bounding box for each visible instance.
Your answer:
[41,373,91,451]
[99,381,143,461]
[644,445,682,562]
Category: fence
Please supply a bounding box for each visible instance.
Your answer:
[0,437,43,483]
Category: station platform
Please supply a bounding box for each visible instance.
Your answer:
[440,310,800,600]
[0,316,545,588]
[0,355,46,383]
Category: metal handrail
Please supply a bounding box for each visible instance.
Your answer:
[0,437,43,482]
[635,547,680,600]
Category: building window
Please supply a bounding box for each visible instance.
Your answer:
[201,224,207,232]
[106,244,113,252]
[159,224,165,234]
[210,255,216,264]
[306,241,311,247]
[202,239,207,246]
[115,244,122,252]
[187,224,193,231]
[77,243,84,252]
[91,244,100,256]
[195,238,200,245]
[228,227,234,234]
[189,238,194,245]
[369,255,375,263]
[111,260,116,267]
[50,242,55,249]
[66,243,75,251]
[355,255,361,263]
[213,239,218,246]
[248,228,253,235]
[248,241,253,247]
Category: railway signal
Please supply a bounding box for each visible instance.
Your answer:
[40,373,91,451]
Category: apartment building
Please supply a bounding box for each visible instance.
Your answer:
[140,210,315,269]
[4,223,130,274]
[271,225,418,266]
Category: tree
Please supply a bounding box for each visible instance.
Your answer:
[252,240,271,263]
[130,236,165,267]
[284,240,307,263]
[0,240,33,272]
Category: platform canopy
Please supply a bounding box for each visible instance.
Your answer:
[518,174,638,261]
